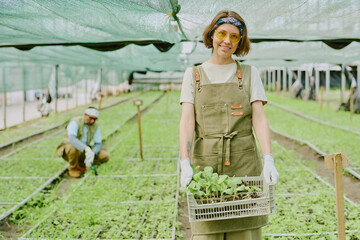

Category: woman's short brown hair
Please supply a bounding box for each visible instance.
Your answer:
[203,10,251,57]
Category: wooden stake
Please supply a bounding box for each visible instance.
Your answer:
[97,93,104,110]
[133,99,143,159]
[324,153,349,240]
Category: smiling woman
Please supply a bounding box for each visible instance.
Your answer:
[179,9,279,240]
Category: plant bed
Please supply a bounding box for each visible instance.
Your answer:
[185,167,276,222]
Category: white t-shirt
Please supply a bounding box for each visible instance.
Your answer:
[179,61,267,104]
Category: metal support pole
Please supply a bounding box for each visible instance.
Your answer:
[66,77,69,111]
[288,69,293,89]
[277,69,281,93]
[22,67,26,123]
[2,68,6,129]
[75,78,78,108]
[350,87,354,121]
[272,70,276,91]
[341,64,345,104]
[357,65,360,89]
[85,78,88,105]
[305,70,309,92]
[267,69,271,91]
[263,69,267,89]
[315,68,320,101]
[326,68,330,96]
[55,65,59,114]
[282,67,287,91]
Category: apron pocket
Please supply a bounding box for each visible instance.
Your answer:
[201,104,229,135]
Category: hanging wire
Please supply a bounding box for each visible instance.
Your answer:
[168,0,189,40]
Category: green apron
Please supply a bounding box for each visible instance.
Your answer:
[190,62,268,234]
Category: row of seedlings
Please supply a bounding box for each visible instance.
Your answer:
[0,91,165,221]
[267,92,360,133]
[263,142,360,239]
[19,91,182,239]
[264,103,360,178]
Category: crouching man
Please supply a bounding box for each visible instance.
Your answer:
[56,107,110,178]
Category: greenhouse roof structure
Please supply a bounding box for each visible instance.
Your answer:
[1,0,360,71]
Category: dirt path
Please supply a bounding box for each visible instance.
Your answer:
[271,131,360,202]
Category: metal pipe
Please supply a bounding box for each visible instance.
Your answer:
[2,68,6,129]
[22,67,26,123]
[55,65,59,113]
[341,64,345,103]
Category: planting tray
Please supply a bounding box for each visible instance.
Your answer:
[187,176,276,222]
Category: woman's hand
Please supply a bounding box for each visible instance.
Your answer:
[262,154,279,185]
[180,158,193,187]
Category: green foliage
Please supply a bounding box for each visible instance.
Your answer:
[187,166,262,203]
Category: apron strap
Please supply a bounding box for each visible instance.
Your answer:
[193,67,202,92]
[236,62,243,90]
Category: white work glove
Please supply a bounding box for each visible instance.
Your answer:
[180,158,193,187]
[262,154,279,185]
[84,146,95,168]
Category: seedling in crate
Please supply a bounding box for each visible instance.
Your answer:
[182,166,262,204]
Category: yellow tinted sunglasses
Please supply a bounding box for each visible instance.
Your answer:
[215,30,241,43]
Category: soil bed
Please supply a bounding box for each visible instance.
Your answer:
[271,131,360,202]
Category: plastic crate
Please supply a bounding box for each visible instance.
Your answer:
[187,176,276,222]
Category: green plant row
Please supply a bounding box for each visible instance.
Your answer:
[0,159,65,177]
[23,91,182,239]
[99,158,177,176]
[267,92,360,132]
[263,142,360,239]
[0,91,165,219]
[27,202,174,239]
[265,105,360,169]
[67,176,177,204]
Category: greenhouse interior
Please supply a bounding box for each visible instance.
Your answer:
[0,0,360,239]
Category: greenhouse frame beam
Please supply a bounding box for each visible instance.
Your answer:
[0,40,175,53]
[1,38,358,52]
